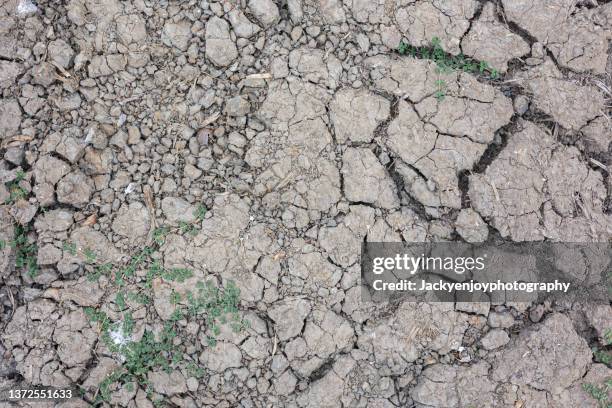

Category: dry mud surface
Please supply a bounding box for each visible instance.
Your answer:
[0,0,611,407]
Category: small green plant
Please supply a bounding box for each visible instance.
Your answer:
[152,227,169,245]
[77,209,246,405]
[184,280,250,346]
[604,329,612,346]
[186,361,205,379]
[5,170,27,204]
[194,204,207,221]
[179,221,198,236]
[594,328,612,367]
[583,379,612,408]
[93,323,181,403]
[84,248,97,263]
[63,241,77,255]
[3,171,38,277]
[397,37,499,80]
[88,280,246,403]
[594,347,612,366]
[435,79,447,100]
[11,224,38,277]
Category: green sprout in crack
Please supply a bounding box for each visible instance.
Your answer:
[184,280,249,347]
[11,224,38,278]
[435,79,447,101]
[397,37,499,80]
[5,170,28,204]
[76,212,247,405]
[594,328,612,367]
[84,248,97,263]
[63,241,77,256]
[194,204,207,221]
[179,221,198,236]
[582,379,612,408]
[86,281,247,404]
[604,328,612,346]
[152,227,169,246]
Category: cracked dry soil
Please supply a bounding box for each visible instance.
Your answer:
[0,0,611,407]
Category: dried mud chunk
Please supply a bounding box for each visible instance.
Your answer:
[64,227,122,265]
[303,307,354,357]
[358,302,469,375]
[111,201,151,243]
[412,361,498,407]
[37,243,62,265]
[162,20,192,51]
[115,14,147,45]
[53,310,96,367]
[161,196,197,224]
[2,302,55,350]
[492,313,591,395]
[187,198,278,279]
[147,371,187,396]
[0,99,21,139]
[34,209,74,232]
[273,370,298,396]
[257,79,329,129]
[319,224,361,267]
[205,16,238,67]
[288,252,342,289]
[364,56,442,102]
[47,39,75,69]
[56,171,93,208]
[34,155,70,185]
[288,47,342,89]
[268,298,311,341]
[199,342,243,372]
[31,62,56,87]
[516,60,605,131]
[501,0,575,42]
[55,127,85,163]
[455,208,488,243]
[330,88,390,143]
[502,0,612,73]
[318,0,346,24]
[580,116,612,155]
[347,0,391,24]
[342,147,399,209]
[0,206,15,278]
[0,35,17,59]
[480,329,510,350]
[88,54,126,78]
[301,370,344,408]
[414,76,512,143]
[469,119,610,241]
[228,8,260,38]
[394,0,478,54]
[46,279,105,307]
[460,3,530,73]
[387,101,488,210]
[9,199,37,225]
[0,60,23,89]
[224,95,251,116]
[249,0,280,27]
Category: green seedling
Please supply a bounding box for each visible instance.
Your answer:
[583,379,612,408]
[397,37,500,81]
